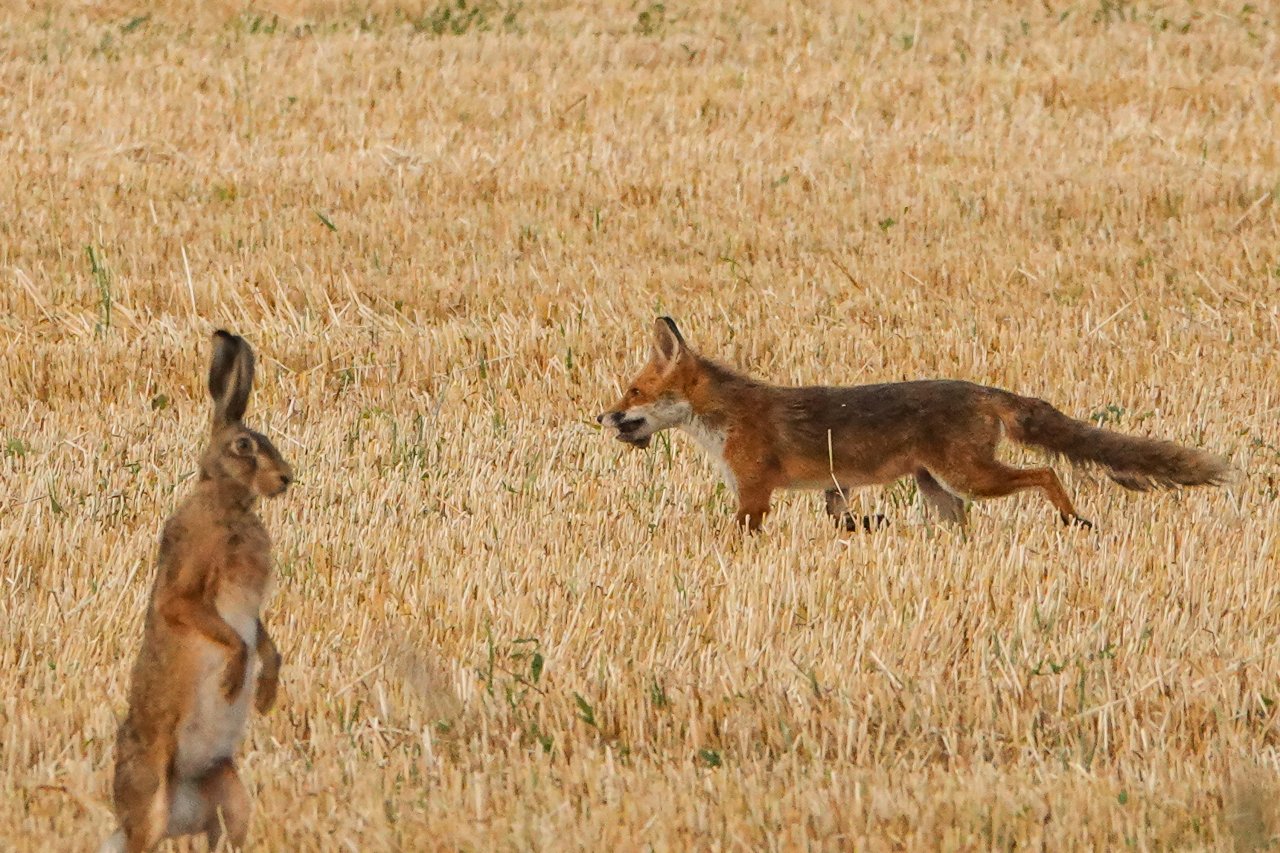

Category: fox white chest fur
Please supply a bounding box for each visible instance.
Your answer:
[679,417,735,492]
[173,583,262,779]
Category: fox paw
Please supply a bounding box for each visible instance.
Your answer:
[841,513,889,533]
[1060,513,1094,530]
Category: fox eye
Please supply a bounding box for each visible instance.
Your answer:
[627,387,639,399]
[231,435,256,456]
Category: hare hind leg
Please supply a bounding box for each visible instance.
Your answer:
[153,762,250,849]
[201,760,251,850]
[111,730,172,853]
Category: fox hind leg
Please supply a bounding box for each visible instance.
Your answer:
[823,487,888,532]
[914,470,967,525]
[938,461,1091,528]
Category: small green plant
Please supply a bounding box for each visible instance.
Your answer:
[413,1,521,36]
[636,3,666,36]
[795,662,821,698]
[93,31,118,59]
[48,483,66,515]
[1090,404,1125,426]
[698,748,722,768]
[422,0,486,35]
[478,635,553,750]
[86,245,111,336]
[242,13,280,35]
[574,692,598,728]
[1031,658,1067,676]
[1093,0,1136,25]
[121,14,150,34]
[649,678,670,709]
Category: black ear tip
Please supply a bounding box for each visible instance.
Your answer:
[212,330,253,355]
[656,316,685,344]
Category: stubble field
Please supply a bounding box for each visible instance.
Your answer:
[2,1,1279,849]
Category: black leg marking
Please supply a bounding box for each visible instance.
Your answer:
[842,512,889,533]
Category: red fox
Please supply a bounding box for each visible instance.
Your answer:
[597,318,1229,532]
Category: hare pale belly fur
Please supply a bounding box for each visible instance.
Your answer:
[174,578,265,780]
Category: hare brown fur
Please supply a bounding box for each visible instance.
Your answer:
[101,331,293,853]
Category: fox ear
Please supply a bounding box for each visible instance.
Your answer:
[209,330,255,429]
[652,316,686,367]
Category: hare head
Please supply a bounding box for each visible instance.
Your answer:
[199,330,293,499]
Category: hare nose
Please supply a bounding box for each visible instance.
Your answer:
[596,413,605,424]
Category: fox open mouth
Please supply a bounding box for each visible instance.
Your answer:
[613,416,651,449]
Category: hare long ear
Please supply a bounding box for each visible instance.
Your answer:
[209,330,255,428]
[652,316,687,368]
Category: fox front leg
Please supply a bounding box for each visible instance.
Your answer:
[722,436,781,533]
[823,487,889,533]
[733,479,775,532]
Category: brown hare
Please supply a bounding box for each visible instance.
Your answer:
[101,331,293,852]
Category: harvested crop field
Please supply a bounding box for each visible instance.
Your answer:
[2,1,1279,849]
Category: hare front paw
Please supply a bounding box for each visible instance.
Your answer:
[222,642,249,701]
[255,649,282,713]
[254,673,279,714]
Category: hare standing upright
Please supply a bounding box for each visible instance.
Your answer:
[102,331,293,852]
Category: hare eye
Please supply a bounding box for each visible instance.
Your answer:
[232,436,256,455]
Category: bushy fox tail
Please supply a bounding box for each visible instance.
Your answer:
[998,394,1230,491]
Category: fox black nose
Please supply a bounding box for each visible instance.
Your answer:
[596,413,605,424]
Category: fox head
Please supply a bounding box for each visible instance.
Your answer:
[597,317,697,449]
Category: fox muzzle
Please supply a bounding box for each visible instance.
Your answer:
[597,411,652,449]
